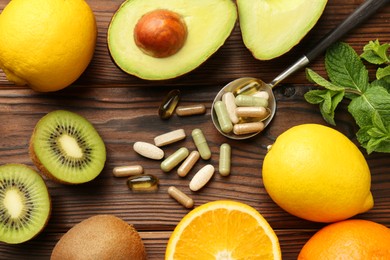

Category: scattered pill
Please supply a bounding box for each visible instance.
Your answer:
[236,106,268,119]
[189,164,215,191]
[233,121,265,135]
[235,94,268,108]
[113,165,144,177]
[161,147,189,172]
[154,129,186,147]
[158,89,181,119]
[177,150,200,177]
[252,90,269,100]
[214,101,233,134]
[133,141,164,160]
[176,104,206,116]
[233,80,261,96]
[127,174,159,192]
[219,143,231,176]
[168,186,194,208]
[191,128,211,160]
[222,92,239,124]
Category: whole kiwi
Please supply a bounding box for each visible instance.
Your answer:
[51,215,147,260]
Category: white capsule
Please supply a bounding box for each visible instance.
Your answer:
[222,92,239,124]
[154,129,186,147]
[189,164,215,191]
[133,141,164,160]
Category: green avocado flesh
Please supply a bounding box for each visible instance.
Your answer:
[237,0,328,60]
[0,164,51,244]
[108,0,237,80]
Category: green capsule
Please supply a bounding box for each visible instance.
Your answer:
[214,101,233,134]
[127,174,159,192]
[191,128,211,160]
[219,143,231,176]
[235,94,268,108]
[158,89,181,119]
[161,147,189,172]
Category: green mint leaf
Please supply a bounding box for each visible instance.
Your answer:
[304,89,344,125]
[325,42,369,93]
[371,78,390,92]
[361,39,390,65]
[349,86,390,153]
[377,65,390,80]
[305,68,345,91]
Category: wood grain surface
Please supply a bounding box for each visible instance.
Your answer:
[0,0,389,259]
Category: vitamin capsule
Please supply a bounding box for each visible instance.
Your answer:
[168,186,194,208]
[233,121,265,135]
[133,141,164,160]
[232,80,261,96]
[219,143,231,176]
[252,90,269,100]
[113,165,144,177]
[154,129,186,147]
[189,164,215,191]
[222,92,239,124]
[191,128,211,160]
[127,174,159,192]
[236,106,268,119]
[214,101,233,134]
[176,104,206,117]
[177,150,200,177]
[158,89,181,119]
[235,95,268,108]
[161,147,189,172]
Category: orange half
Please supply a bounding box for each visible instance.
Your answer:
[165,200,281,259]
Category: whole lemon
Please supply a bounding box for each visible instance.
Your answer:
[0,0,97,92]
[262,124,373,223]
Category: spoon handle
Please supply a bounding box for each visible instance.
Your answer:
[269,0,389,87]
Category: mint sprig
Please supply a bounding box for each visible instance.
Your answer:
[304,40,390,154]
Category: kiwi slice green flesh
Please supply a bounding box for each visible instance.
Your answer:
[30,110,106,184]
[0,163,51,244]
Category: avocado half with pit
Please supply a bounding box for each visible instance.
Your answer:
[107,0,237,80]
[237,0,328,60]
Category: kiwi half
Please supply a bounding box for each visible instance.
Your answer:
[0,163,51,244]
[29,110,106,184]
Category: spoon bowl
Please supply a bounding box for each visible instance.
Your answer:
[211,77,276,140]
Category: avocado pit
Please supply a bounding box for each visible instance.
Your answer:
[134,9,187,58]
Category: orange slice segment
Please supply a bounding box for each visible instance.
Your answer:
[165,200,281,259]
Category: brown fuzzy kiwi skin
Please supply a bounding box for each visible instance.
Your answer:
[51,215,147,260]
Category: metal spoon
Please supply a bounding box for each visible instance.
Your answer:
[212,0,389,140]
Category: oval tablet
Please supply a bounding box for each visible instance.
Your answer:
[133,141,164,160]
[189,164,215,191]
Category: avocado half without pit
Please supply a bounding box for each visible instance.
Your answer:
[107,0,237,80]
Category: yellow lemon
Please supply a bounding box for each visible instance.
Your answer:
[0,0,97,92]
[262,124,373,223]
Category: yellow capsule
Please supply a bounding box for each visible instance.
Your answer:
[127,174,159,192]
[158,89,181,119]
[113,165,144,177]
[177,150,200,177]
[176,104,206,117]
[191,129,211,160]
[232,80,261,96]
[168,186,194,208]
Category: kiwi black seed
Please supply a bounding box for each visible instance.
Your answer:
[29,110,106,184]
[0,163,51,244]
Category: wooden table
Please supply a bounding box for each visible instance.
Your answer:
[0,0,389,259]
